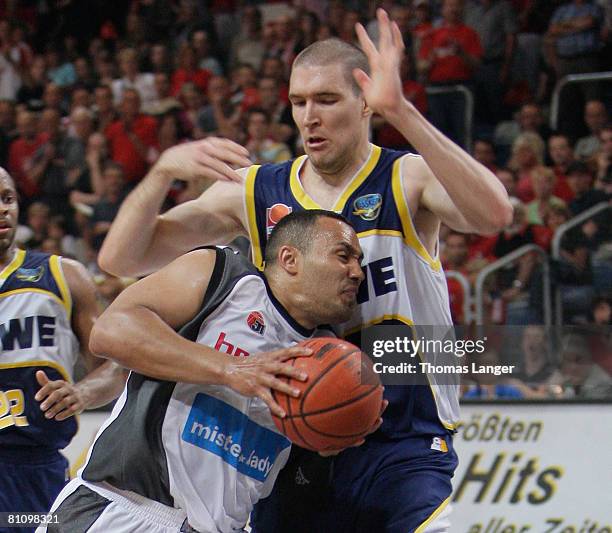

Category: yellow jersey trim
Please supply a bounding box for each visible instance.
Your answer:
[0,248,26,282]
[343,314,457,431]
[391,159,442,272]
[289,145,382,212]
[415,496,451,533]
[49,255,72,320]
[0,288,66,309]
[244,165,264,270]
[0,360,71,382]
[357,229,404,240]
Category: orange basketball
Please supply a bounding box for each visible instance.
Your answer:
[272,337,383,452]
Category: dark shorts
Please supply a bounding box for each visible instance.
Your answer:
[0,449,68,533]
[251,434,457,533]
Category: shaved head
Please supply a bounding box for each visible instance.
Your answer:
[292,38,369,95]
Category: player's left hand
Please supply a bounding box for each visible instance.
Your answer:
[34,370,86,421]
[318,398,388,457]
[354,9,407,119]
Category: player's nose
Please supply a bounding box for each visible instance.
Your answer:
[303,101,320,128]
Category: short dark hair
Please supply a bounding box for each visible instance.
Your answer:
[264,210,353,266]
[292,38,369,95]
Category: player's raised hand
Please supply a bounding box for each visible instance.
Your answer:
[34,370,86,421]
[354,8,406,118]
[152,137,252,184]
[223,346,313,418]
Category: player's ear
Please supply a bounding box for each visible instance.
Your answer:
[362,98,371,118]
[277,245,300,275]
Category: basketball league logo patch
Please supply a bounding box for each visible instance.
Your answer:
[247,311,266,335]
[15,265,45,283]
[266,203,292,236]
[353,193,382,221]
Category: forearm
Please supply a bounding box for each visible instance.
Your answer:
[74,360,129,410]
[98,167,172,276]
[90,307,229,385]
[385,101,512,232]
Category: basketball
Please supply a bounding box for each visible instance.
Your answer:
[272,337,384,452]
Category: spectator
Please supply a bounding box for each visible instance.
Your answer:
[463,349,524,398]
[146,72,181,116]
[93,84,117,133]
[268,14,300,75]
[16,55,47,112]
[70,86,92,112]
[496,167,518,196]
[464,0,519,127]
[418,0,483,147]
[0,99,16,168]
[28,108,83,216]
[260,57,289,103]
[105,88,157,184]
[510,131,546,202]
[229,5,265,71]
[507,325,564,397]
[574,100,609,159]
[15,201,50,249]
[195,75,240,141]
[190,28,222,76]
[494,102,551,158]
[69,132,110,207]
[412,0,434,63]
[8,110,45,202]
[297,10,321,50]
[526,165,566,225]
[254,77,294,146]
[170,43,212,98]
[472,138,498,171]
[111,48,156,110]
[0,23,22,100]
[547,133,576,201]
[558,230,596,323]
[566,160,610,215]
[177,82,204,139]
[42,81,68,116]
[73,56,96,91]
[148,111,189,165]
[44,45,76,88]
[594,125,612,186]
[245,108,291,164]
[147,43,172,75]
[89,162,128,251]
[230,63,258,111]
[532,203,572,250]
[559,333,612,398]
[547,0,604,137]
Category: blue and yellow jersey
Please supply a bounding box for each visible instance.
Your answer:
[244,144,460,437]
[0,249,79,451]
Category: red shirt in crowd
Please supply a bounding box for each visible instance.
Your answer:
[171,68,213,97]
[419,23,482,83]
[516,171,575,203]
[8,134,46,198]
[105,115,157,183]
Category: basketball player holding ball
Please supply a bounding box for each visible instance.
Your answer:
[100,9,512,533]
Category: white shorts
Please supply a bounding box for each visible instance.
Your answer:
[36,478,193,533]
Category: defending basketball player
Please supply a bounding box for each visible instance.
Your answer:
[0,168,127,532]
[98,9,512,532]
[40,210,381,533]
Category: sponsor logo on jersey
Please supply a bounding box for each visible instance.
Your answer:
[266,203,292,236]
[247,311,266,335]
[183,393,291,482]
[15,266,45,283]
[214,332,250,357]
[352,193,382,221]
[431,436,448,452]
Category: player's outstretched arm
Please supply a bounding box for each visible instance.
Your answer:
[354,9,512,234]
[98,138,252,278]
[89,249,312,417]
[35,259,128,421]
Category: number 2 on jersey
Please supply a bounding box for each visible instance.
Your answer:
[0,389,29,430]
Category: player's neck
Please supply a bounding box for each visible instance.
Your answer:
[0,245,17,271]
[304,141,372,190]
[266,274,317,330]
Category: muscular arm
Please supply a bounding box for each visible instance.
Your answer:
[98,138,252,277]
[89,250,310,417]
[354,11,512,235]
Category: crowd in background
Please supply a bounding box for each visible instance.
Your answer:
[0,0,610,397]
